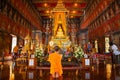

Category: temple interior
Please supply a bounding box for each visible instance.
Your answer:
[0,0,120,80]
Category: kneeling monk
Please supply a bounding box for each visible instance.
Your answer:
[48,46,63,78]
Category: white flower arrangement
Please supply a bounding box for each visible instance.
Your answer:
[74,46,84,59]
[35,47,44,62]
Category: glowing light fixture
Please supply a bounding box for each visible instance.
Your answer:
[70,16,73,18]
[74,3,78,7]
[44,3,48,7]
[46,10,50,13]
[72,11,76,13]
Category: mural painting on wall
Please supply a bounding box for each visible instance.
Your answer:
[114,21,119,31]
[14,25,18,35]
[118,20,120,29]
[7,24,11,33]
[107,24,111,32]
[16,24,20,35]
[1,22,6,30]
[0,32,12,56]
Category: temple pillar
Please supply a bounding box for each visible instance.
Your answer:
[35,30,43,49]
[71,31,76,45]
[31,30,43,51]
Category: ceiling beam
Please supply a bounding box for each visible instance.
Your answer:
[69,13,82,16]
[37,7,53,10]
[32,0,87,3]
[39,13,51,16]
[37,7,84,11]
[39,13,82,17]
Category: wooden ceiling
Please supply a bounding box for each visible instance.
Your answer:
[32,0,88,19]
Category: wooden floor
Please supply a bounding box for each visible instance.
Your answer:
[0,58,120,80]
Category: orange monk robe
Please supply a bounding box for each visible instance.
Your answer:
[48,52,63,76]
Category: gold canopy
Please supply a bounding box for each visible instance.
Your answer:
[51,0,69,12]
